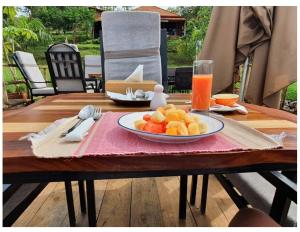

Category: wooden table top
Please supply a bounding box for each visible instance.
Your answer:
[3,93,297,179]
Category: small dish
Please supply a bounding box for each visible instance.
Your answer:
[212,94,239,107]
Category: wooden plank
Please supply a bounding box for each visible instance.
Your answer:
[26,182,70,226]
[155,177,196,226]
[131,178,164,226]
[239,120,297,128]
[186,175,230,227]
[4,123,51,133]
[60,180,108,227]
[204,175,238,223]
[97,179,132,227]
[13,183,58,226]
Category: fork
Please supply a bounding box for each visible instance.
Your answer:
[125,87,136,100]
[93,107,102,120]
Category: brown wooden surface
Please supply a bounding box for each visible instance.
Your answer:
[3,93,297,177]
[13,176,237,227]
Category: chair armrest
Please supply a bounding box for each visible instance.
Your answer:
[29,81,52,84]
[259,171,297,203]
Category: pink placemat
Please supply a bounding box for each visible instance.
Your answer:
[73,112,242,157]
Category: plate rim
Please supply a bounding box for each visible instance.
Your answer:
[117,111,224,139]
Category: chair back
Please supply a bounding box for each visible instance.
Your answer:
[84,55,102,78]
[101,11,162,85]
[13,51,47,89]
[45,43,86,93]
[174,67,193,91]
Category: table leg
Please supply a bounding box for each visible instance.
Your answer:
[179,175,187,219]
[200,174,209,214]
[64,181,76,227]
[78,180,86,213]
[86,180,96,227]
[190,175,198,205]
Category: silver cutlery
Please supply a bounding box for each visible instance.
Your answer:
[61,106,101,137]
[125,87,136,100]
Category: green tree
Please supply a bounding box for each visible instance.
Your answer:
[168,6,213,61]
[3,7,51,94]
[28,7,95,43]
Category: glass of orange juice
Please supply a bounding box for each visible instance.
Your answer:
[192,60,213,111]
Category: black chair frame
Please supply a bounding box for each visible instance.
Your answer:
[45,44,87,94]
[13,53,54,103]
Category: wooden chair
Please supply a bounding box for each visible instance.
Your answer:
[13,51,55,103]
[45,43,86,94]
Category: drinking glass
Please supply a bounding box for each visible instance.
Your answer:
[192,60,213,111]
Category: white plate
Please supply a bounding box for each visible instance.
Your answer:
[210,104,240,112]
[118,111,224,143]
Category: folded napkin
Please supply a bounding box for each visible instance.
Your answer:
[64,117,95,142]
[124,64,143,82]
[210,103,248,114]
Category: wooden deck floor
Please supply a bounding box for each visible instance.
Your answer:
[12,175,238,227]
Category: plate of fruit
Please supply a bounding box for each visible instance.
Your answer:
[118,104,224,143]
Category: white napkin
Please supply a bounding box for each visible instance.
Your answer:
[19,118,69,142]
[210,103,248,114]
[64,117,95,142]
[124,65,143,82]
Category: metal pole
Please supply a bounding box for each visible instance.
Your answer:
[239,57,250,102]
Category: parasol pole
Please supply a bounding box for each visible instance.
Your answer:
[239,57,250,101]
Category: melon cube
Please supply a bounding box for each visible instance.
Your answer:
[151,111,166,123]
[134,120,147,130]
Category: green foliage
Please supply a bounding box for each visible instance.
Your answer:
[29,7,95,43]
[169,7,213,62]
[286,82,297,101]
[3,8,52,55]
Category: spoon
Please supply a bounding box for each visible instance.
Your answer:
[61,105,95,137]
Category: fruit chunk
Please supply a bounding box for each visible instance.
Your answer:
[188,122,200,135]
[190,115,201,124]
[166,121,181,128]
[164,104,176,110]
[166,127,178,136]
[143,114,151,121]
[143,121,165,133]
[150,111,166,123]
[184,114,192,125]
[165,110,181,122]
[156,107,166,116]
[134,120,147,130]
[177,122,189,136]
[199,122,208,134]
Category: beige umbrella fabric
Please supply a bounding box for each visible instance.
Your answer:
[199,6,296,108]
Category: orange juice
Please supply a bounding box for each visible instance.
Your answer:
[192,74,213,110]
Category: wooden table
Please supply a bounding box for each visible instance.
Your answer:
[3,93,297,226]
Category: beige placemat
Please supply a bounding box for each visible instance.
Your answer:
[31,116,84,158]
[28,114,282,159]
